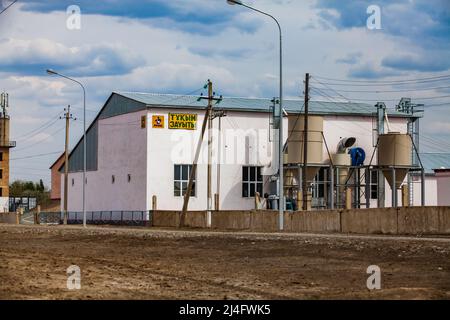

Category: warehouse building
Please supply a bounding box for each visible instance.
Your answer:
[58,91,445,218]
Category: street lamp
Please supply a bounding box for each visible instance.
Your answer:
[46,69,87,228]
[227,0,285,230]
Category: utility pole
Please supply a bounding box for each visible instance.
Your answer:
[207,82,213,225]
[302,73,310,210]
[61,105,75,225]
[212,110,226,211]
[181,80,222,227]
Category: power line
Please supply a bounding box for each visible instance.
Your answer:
[13,125,65,152]
[310,78,450,87]
[10,151,62,161]
[10,166,49,172]
[0,0,18,16]
[14,111,63,141]
[310,88,450,103]
[313,74,450,84]
[310,82,450,93]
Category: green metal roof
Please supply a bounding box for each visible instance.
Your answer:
[419,153,450,174]
[116,92,416,117]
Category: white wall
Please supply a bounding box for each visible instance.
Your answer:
[146,109,275,211]
[62,110,148,212]
[411,175,437,206]
[63,106,429,212]
[0,197,8,212]
[436,172,450,206]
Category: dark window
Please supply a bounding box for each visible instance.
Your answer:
[242,166,263,197]
[128,174,131,183]
[0,188,2,197]
[0,169,2,179]
[112,175,115,184]
[312,168,326,198]
[71,178,74,186]
[174,165,195,197]
[0,152,3,161]
[370,170,378,199]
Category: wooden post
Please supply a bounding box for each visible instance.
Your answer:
[345,188,352,210]
[34,205,41,224]
[17,207,24,224]
[181,80,222,227]
[401,185,409,207]
[152,195,157,211]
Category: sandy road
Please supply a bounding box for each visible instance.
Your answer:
[0,224,449,299]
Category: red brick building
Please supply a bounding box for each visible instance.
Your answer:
[49,152,65,200]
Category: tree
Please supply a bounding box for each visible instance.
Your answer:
[9,179,50,206]
[39,179,45,192]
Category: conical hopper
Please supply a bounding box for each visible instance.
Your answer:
[287,115,323,182]
[331,153,351,185]
[382,169,410,190]
[378,133,412,189]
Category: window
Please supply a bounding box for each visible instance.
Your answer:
[128,174,131,183]
[112,175,115,184]
[370,170,378,199]
[0,152,3,161]
[312,168,326,198]
[0,169,2,179]
[242,166,263,197]
[0,188,2,197]
[174,165,195,197]
[71,178,74,186]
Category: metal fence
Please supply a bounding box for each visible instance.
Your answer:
[61,211,152,226]
[38,212,61,224]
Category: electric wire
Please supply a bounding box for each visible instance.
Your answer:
[10,151,62,161]
[313,74,450,84]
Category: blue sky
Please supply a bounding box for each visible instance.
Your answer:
[0,0,450,184]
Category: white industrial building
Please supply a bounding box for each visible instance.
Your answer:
[58,92,448,219]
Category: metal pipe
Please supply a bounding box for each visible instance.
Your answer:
[329,165,334,210]
[421,169,425,206]
[392,168,397,208]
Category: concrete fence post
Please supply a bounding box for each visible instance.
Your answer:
[345,188,352,210]
[152,195,157,211]
[401,185,409,207]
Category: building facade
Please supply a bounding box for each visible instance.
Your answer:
[60,92,437,214]
[0,93,15,212]
[49,152,65,200]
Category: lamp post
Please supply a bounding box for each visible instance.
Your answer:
[227,0,284,229]
[46,69,87,228]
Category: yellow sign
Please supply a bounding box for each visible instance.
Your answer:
[168,113,197,130]
[152,115,164,128]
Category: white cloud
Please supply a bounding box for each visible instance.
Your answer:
[0,37,144,76]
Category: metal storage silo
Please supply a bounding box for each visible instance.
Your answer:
[378,132,412,189]
[287,115,323,182]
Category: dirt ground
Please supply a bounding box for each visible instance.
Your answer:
[0,224,449,300]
